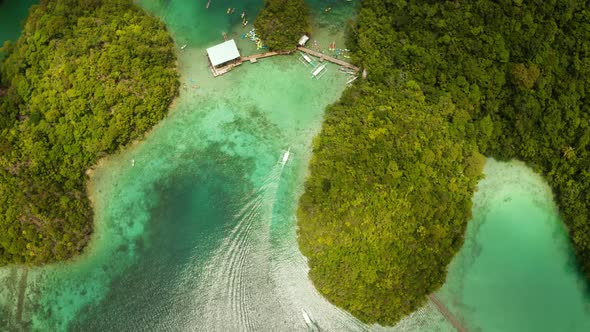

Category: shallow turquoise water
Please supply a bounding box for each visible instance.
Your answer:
[437,159,590,331]
[1,1,589,331]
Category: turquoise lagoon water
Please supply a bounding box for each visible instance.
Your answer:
[437,160,590,331]
[0,1,589,331]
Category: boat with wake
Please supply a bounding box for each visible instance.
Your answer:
[281,147,291,166]
[302,309,320,331]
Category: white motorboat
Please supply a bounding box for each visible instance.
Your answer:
[302,309,320,331]
[282,147,290,165]
[302,309,312,325]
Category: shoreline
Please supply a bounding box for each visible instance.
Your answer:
[82,71,182,265]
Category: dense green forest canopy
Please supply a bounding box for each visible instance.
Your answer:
[298,0,590,326]
[298,82,483,324]
[0,0,178,265]
[351,0,590,276]
[254,0,311,50]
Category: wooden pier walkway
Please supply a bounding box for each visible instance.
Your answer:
[297,46,359,71]
[16,268,28,324]
[211,47,359,77]
[242,50,292,63]
[428,294,468,332]
[211,50,292,76]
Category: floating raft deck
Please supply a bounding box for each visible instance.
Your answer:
[210,62,241,77]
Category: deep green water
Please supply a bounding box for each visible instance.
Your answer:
[0,0,36,47]
[0,1,589,331]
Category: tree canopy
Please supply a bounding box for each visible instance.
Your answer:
[352,0,590,278]
[298,0,590,326]
[298,81,483,324]
[0,0,178,265]
[254,0,311,50]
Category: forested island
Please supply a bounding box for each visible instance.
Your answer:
[298,0,590,325]
[254,0,310,50]
[0,0,178,265]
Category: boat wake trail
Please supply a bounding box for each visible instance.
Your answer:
[162,147,443,331]
[198,159,286,331]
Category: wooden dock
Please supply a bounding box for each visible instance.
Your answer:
[210,48,359,77]
[15,268,28,325]
[428,294,468,332]
[241,50,292,63]
[297,46,359,72]
[210,62,242,77]
[211,50,293,77]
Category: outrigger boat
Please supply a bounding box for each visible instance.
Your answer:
[299,52,315,67]
[311,63,327,79]
[339,66,355,74]
[346,76,358,85]
[302,53,313,64]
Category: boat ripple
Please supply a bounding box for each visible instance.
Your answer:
[199,165,283,330]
